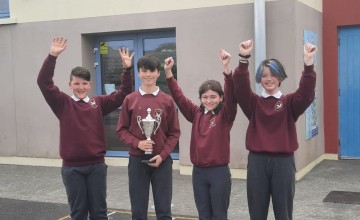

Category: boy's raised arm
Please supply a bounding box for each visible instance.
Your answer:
[49,37,67,57]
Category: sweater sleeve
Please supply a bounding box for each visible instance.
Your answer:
[37,54,66,118]
[233,61,257,120]
[166,77,198,123]
[223,73,237,123]
[159,98,181,160]
[290,64,316,119]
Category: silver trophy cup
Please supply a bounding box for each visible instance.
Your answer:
[137,108,161,163]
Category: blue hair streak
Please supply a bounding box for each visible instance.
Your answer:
[255,59,287,84]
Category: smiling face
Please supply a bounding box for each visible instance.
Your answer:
[69,76,92,99]
[260,66,280,95]
[138,68,160,88]
[200,90,223,111]
[136,55,161,91]
[255,59,287,95]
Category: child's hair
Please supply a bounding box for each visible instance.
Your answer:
[255,59,287,85]
[137,55,161,72]
[70,67,91,81]
[198,80,224,98]
[198,80,224,113]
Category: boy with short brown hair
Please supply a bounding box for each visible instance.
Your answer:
[37,37,133,220]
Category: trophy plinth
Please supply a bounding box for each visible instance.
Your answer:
[137,108,161,163]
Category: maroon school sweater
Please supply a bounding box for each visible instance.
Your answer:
[166,74,237,167]
[37,54,132,166]
[116,91,180,160]
[233,61,316,154]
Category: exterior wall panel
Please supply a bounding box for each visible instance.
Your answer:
[8,0,252,23]
[0,26,17,156]
[294,0,324,169]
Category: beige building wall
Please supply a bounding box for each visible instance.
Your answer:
[0,0,324,179]
[6,0,253,23]
[0,26,17,156]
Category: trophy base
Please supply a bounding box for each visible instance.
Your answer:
[141,153,155,163]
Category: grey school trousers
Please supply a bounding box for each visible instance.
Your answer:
[128,155,173,220]
[247,152,295,220]
[192,165,231,220]
[61,162,108,220]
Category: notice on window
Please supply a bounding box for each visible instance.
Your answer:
[100,42,108,55]
[104,84,115,95]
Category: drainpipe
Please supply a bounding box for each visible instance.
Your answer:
[254,0,266,94]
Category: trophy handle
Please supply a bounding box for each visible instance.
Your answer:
[137,116,144,134]
[153,113,162,135]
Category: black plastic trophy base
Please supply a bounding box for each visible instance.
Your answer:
[141,152,155,163]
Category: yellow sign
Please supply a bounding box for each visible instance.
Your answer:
[100,42,108,55]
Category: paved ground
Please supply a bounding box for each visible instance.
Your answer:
[0,159,360,219]
[0,197,197,220]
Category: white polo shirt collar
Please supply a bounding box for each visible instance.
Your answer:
[262,90,282,99]
[71,95,90,103]
[139,86,160,96]
[204,109,215,114]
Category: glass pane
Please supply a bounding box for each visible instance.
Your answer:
[0,0,9,18]
[101,40,134,152]
[143,37,177,95]
[143,37,179,153]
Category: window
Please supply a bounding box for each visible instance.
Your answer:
[0,0,10,18]
[143,37,177,95]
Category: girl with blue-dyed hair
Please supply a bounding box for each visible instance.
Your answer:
[233,39,317,220]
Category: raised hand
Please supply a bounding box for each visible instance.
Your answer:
[219,49,231,75]
[219,49,231,66]
[303,42,317,66]
[239,39,253,56]
[119,47,134,69]
[50,37,67,57]
[164,57,174,79]
[164,57,174,71]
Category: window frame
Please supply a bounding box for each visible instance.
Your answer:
[93,29,179,159]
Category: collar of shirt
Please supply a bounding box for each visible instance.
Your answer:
[71,95,90,103]
[261,90,282,99]
[139,86,160,96]
[204,109,215,115]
